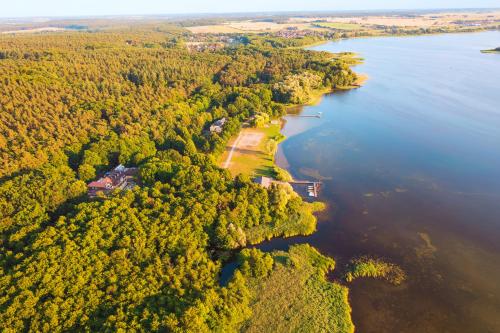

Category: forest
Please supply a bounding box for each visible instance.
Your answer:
[0,26,357,332]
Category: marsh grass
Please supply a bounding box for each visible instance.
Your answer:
[345,256,406,285]
[240,244,354,333]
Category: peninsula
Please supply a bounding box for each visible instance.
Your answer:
[481,46,500,53]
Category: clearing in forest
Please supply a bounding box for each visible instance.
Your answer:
[220,124,280,177]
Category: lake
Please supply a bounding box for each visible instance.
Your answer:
[260,31,500,332]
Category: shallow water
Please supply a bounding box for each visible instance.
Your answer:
[259,31,500,332]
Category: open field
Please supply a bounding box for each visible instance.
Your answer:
[187,10,500,34]
[1,27,67,34]
[219,124,281,177]
[291,10,500,28]
[187,21,324,34]
[186,24,243,33]
[313,22,363,30]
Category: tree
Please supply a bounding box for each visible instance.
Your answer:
[266,139,278,156]
[272,72,323,104]
[78,163,96,181]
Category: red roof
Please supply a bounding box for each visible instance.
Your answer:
[88,177,112,189]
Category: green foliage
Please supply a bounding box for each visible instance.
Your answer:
[0,156,86,269]
[252,113,270,128]
[77,162,96,181]
[345,256,406,285]
[237,245,354,333]
[244,198,323,244]
[273,71,323,104]
[77,133,157,179]
[273,166,293,181]
[265,139,277,156]
[0,150,323,331]
[0,28,356,332]
[247,35,326,49]
[239,248,274,278]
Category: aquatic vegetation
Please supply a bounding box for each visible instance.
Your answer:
[345,256,406,285]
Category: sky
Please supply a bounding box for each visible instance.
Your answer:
[2,0,499,18]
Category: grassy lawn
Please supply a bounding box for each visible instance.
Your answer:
[240,244,354,333]
[219,124,282,178]
[314,22,363,31]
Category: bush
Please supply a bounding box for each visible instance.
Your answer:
[273,166,293,181]
[345,256,406,285]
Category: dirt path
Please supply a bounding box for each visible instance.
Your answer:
[222,130,265,169]
[223,132,243,169]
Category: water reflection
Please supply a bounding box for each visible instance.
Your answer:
[261,31,500,333]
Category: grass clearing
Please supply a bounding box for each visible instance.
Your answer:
[313,22,364,31]
[219,124,282,178]
[240,244,354,333]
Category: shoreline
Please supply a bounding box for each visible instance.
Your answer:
[218,72,367,180]
[333,26,500,43]
[481,48,500,53]
[218,63,367,179]
[219,69,367,330]
[286,72,368,113]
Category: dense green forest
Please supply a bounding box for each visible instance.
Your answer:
[0,27,357,332]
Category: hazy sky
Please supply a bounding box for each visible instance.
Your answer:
[2,0,500,18]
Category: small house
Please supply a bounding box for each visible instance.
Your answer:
[210,118,227,133]
[253,176,273,188]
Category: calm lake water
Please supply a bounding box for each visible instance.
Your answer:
[260,31,500,332]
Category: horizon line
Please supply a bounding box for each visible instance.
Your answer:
[1,7,500,21]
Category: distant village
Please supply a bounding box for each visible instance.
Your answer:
[184,28,324,52]
[274,27,317,39]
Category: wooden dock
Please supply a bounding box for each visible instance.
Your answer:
[289,180,321,198]
[290,112,322,119]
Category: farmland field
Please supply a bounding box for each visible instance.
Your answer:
[313,22,364,30]
[187,21,320,33]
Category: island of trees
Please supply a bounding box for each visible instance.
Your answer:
[481,46,500,53]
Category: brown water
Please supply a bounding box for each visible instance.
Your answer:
[258,31,500,332]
